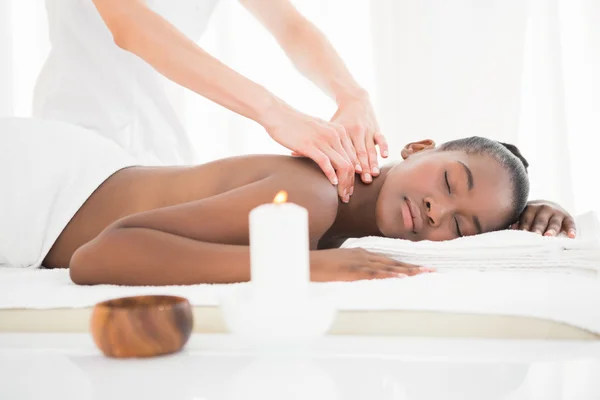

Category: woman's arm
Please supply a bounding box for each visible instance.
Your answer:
[240,0,388,181]
[93,0,275,124]
[91,0,356,200]
[240,0,364,105]
[69,175,340,285]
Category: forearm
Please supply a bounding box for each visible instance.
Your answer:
[94,0,280,126]
[70,227,251,286]
[279,20,367,105]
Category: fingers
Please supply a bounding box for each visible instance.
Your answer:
[518,205,540,232]
[323,145,353,203]
[351,131,371,182]
[355,267,405,280]
[326,125,354,201]
[517,205,577,238]
[298,123,355,202]
[354,263,432,281]
[374,131,389,158]
[530,207,560,235]
[356,252,434,280]
[529,206,554,235]
[543,215,563,237]
[338,128,360,176]
[562,217,576,238]
[517,212,532,231]
[338,249,435,281]
[365,133,380,178]
[304,148,338,188]
[371,253,435,275]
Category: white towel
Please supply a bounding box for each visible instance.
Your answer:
[2,212,600,334]
[0,118,137,269]
[342,211,600,276]
[2,268,600,335]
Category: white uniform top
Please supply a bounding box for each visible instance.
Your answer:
[0,117,137,268]
[33,0,219,166]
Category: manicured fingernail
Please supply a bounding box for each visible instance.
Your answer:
[364,173,372,182]
[382,150,389,157]
[332,177,338,185]
[568,229,576,238]
[396,273,407,278]
[534,229,542,235]
[350,186,354,196]
[545,229,556,236]
[372,167,380,175]
[343,188,348,197]
[355,164,362,173]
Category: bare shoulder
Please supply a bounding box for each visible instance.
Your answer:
[270,157,340,247]
[207,154,339,247]
[219,154,338,207]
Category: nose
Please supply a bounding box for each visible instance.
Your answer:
[423,197,449,227]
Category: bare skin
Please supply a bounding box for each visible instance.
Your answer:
[47,140,574,286]
[50,155,423,285]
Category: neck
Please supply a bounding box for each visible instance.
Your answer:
[328,165,392,239]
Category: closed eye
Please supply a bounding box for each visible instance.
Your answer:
[454,217,463,237]
[444,170,451,194]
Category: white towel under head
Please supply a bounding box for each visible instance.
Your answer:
[342,212,600,276]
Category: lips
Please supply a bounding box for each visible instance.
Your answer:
[402,197,423,234]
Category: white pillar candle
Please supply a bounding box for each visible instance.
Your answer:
[249,191,310,302]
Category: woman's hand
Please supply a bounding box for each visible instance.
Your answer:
[511,200,576,238]
[264,104,359,203]
[310,248,433,282]
[331,95,388,184]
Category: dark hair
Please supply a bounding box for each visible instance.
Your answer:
[439,136,530,227]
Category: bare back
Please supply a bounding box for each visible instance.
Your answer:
[44,155,330,267]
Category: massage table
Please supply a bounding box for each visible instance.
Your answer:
[1,268,598,340]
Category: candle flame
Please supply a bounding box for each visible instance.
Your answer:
[273,191,288,204]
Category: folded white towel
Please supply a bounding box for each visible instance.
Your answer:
[342,211,600,276]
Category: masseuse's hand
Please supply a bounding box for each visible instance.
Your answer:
[511,200,576,238]
[265,105,358,203]
[330,94,388,184]
[310,248,433,282]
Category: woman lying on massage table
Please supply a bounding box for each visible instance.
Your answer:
[1,118,575,285]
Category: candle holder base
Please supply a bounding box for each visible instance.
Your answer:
[220,285,337,351]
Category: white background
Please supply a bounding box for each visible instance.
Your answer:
[1,0,599,215]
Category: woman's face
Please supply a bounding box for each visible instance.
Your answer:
[376,143,515,241]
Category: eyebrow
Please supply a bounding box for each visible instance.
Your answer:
[473,216,483,234]
[457,161,474,190]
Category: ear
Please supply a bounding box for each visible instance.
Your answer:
[400,139,436,160]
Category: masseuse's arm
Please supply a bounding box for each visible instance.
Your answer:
[91,0,356,203]
[241,0,389,182]
[69,174,419,286]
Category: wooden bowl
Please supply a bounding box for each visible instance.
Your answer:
[90,295,193,358]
